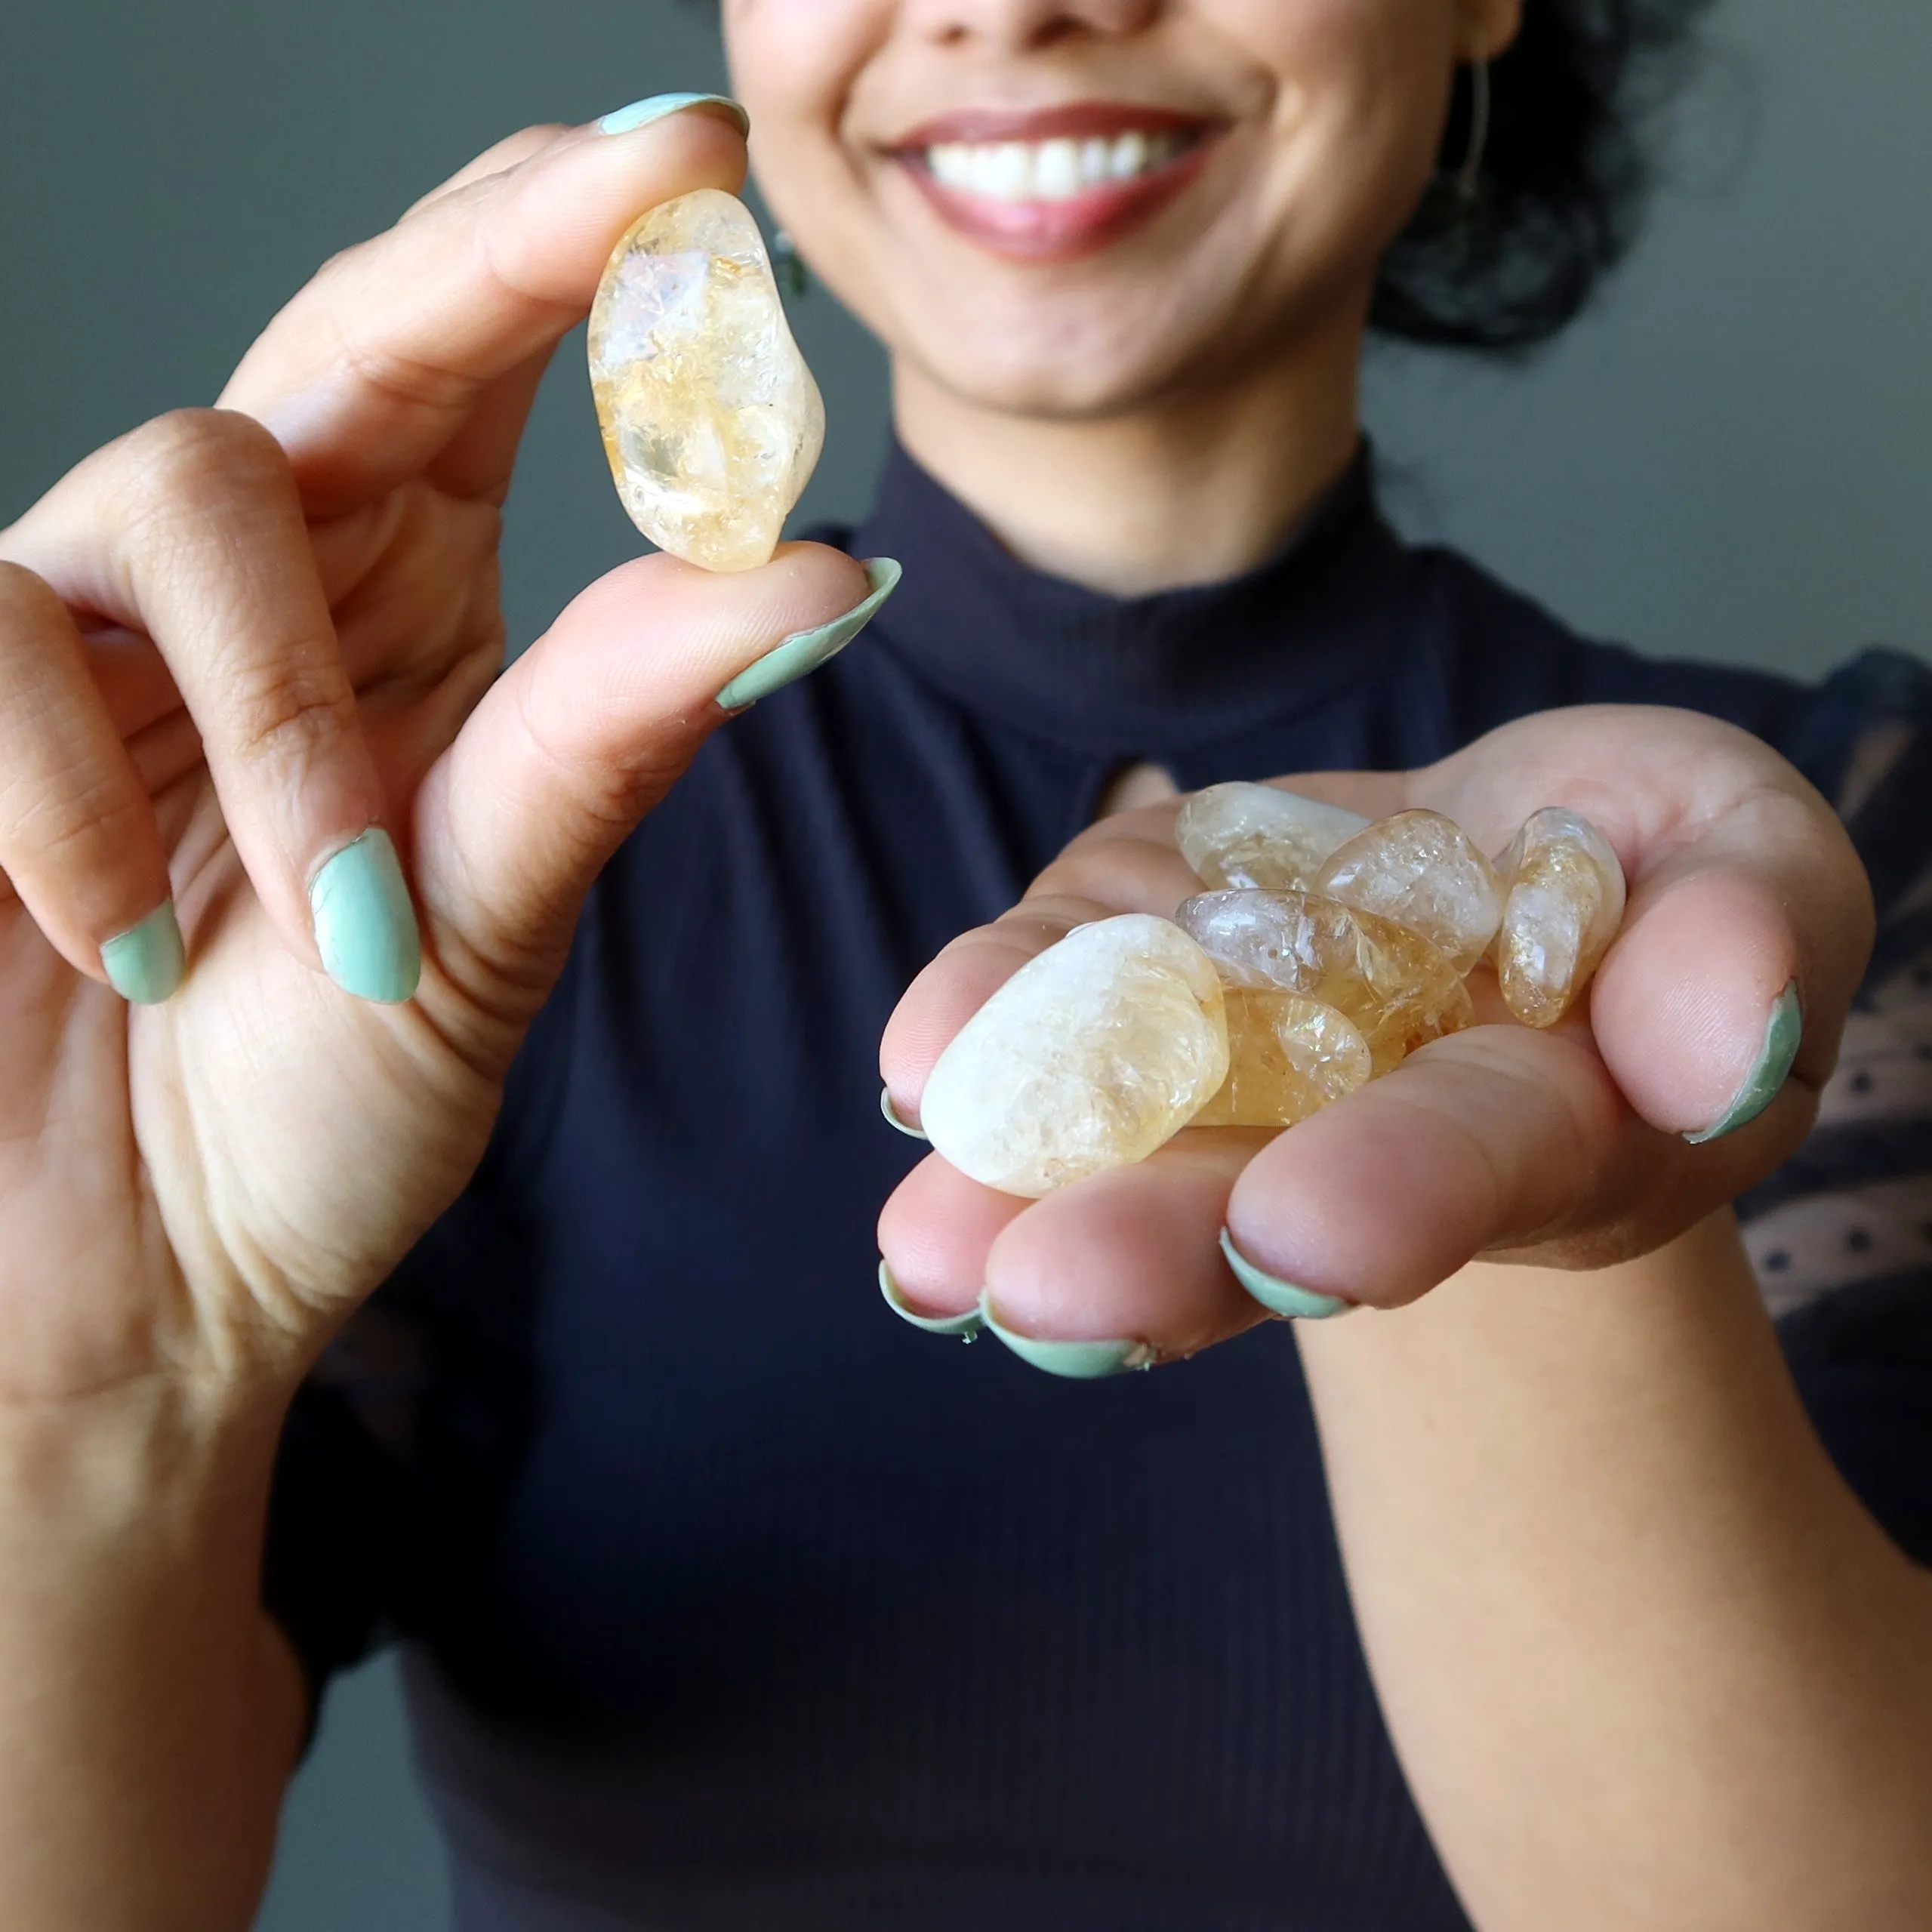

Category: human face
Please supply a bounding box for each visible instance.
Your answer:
[723,0,1517,421]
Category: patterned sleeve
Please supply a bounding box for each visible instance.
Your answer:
[1736,649,1932,1566]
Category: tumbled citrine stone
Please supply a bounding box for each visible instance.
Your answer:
[1176,889,1474,1075]
[921,914,1231,1198]
[1497,808,1627,1028]
[1191,990,1372,1127]
[588,189,825,572]
[1312,809,1504,976]
[1176,782,1371,892]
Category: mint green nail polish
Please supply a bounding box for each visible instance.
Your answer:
[100,901,186,1006]
[978,1293,1157,1379]
[598,93,749,137]
[880,1261,981,1339]
[880,1087,928,1140]
[1219,1229,1353,1320]
[716,558,901,710]
[310,830,421,1005]
[1684,981,1803,1145]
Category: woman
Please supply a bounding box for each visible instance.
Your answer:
[0,2,1928,1927]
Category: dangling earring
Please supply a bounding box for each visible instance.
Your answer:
[772,228,811,300]
[1453,57,1490,204]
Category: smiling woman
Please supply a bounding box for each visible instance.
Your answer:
[2,4,1931,1932]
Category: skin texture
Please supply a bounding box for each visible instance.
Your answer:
[2,5,1928,1930]
[0,109,867,1930]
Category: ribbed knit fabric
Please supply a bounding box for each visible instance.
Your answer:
[264,443,1932,1930]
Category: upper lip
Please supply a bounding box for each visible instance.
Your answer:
[889,100,1216,152]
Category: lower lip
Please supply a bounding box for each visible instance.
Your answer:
[896,137,1216,263]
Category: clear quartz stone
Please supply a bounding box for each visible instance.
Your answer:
[1191,990,1372,1127]
[1312,809,1505,976]
[920,914,1231,1198]
[587,189,825,572]
[1497,809,1627,1028]
[1176,889,1474,1075]
[1176,783,1372,892]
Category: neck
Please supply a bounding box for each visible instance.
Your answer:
[890,310,1366,598]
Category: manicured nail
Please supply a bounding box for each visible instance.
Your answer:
[100,900,186,1006]
[1684,981,1803,1145]
[598,93,749,138]
[880,1086,928,1140]
[879,1260,981,1339]
[1219,1228,1354,1321]
[310,830,422,1005]
[716,558,901,710]
[978,1293,1157,1379]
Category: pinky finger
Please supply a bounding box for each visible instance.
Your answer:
[0,564,181,1003]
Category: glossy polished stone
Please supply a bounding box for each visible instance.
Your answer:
[921,914,1231,1198]
[1313,809,1504,975]
[588,189,824,572]
[1191,989,1372,1127]
[1176,889,1474,1075]
[1496,808,1627,1027]
[1176,782,1371,892]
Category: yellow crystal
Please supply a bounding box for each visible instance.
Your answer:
[921,914,1231,1198]
[1176,889,1474,1075]
[588,189,825,572]
[1176,782,1371,892]
[1497,808,1627,1028]
[1312,809,1504,976]
[1191,990,1372,1127]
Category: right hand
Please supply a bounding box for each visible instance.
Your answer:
[0,106,870,1411]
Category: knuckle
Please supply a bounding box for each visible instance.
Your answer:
[117,408,294,517]
[222,655,356,766]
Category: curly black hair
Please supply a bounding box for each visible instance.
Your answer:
[1382,0,1712,350]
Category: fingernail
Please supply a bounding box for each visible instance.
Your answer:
[716,558,901,710]
[310,830,422,1005]
[880,1261,981,1339]
[978,1293,1157,1379]
[1684,980,1803,1145]
[880,1086,928,1140]
[598,93,750,138]
[1219,1228,1354,1320]
[100,900,186,1006]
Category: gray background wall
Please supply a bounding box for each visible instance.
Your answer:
[1,2,1925,1927]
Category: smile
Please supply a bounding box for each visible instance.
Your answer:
[890,104,1219,263]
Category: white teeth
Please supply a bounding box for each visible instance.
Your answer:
[1034,137,1082,200]
[922,126,1191,203]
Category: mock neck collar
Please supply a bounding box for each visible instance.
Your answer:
[847,439,1409,755]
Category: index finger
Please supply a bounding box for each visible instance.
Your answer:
[218,98,750,512]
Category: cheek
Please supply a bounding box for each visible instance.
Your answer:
[723,0,880,147]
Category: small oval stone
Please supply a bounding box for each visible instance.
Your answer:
[588,189,825,572]
[1191,990,1372,1128]
[1176,783,1371,893]
[1313,809,1504,975]
[1176,889,1474,1075]
[1497,808,1628,1028]
[921,914,1231,1198]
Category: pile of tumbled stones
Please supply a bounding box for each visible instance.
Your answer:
[921,784,1626,1199]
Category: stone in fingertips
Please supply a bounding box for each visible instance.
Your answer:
[588,190,824,572]
[1496,808,1627,1028]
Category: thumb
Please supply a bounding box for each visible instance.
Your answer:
[411,542,880,1029]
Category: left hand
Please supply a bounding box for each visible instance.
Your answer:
[878,705,1873,1357]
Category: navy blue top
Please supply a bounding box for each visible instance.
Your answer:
[267,445,1932,1932]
